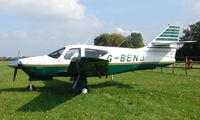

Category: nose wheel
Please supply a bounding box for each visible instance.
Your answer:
[27,81,35,91]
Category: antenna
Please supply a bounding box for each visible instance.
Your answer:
[17,50,20,60]
[117,39,127,47]
[84,35,94,45]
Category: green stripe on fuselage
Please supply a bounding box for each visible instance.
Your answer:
[108,62,173,74]
[22,65,68,80]
[21,62,173,80]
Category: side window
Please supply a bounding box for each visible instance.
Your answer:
[64,48,81,59]
[85,48,108,58]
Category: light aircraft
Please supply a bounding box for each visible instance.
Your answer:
[8,25,194,93]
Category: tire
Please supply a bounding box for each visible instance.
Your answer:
[26,84,35,91]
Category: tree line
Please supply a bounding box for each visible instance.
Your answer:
[0,56,28,61]
[94,32,144,48]
[0,57,17,61]
[176,21,200,59]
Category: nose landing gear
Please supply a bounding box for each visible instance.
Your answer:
[26,81,35,91]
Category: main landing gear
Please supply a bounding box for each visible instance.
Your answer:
[26,81,35,91]
[81,86,91,94]
[71,75,91,94]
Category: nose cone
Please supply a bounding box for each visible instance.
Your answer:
[7,60,20,68]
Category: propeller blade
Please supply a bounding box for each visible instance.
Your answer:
[13,68,18,81]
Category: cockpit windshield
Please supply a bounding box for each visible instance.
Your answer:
[48,47,65,58]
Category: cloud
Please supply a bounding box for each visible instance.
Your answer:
[194,2,200,14]
[12,31,28,40]
[116,27,141,36]
[181,0,200,15]
[0,0,85,20]
[0,0,105,57]
[0,0,103,29]
[0,31,28,42]
[0,30,59,56]
[116,27,131,36]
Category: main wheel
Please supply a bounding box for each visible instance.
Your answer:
[81,86,91,94]
[81,88,88,94]
[26,84,35,91]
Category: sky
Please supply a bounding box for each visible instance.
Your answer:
[0,0,200,57]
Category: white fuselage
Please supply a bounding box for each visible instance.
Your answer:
[18,44,176,66]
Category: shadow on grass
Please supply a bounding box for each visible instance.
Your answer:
[17,79,77,112]
[90,81,133,89]
[0,79,133,112]
[0,79,77,112]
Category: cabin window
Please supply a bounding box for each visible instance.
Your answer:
[64,48,81,59]
[85,48,108,57]
[48,47,65,58]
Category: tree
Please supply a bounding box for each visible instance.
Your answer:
[94,32,145,48]
[176,21,200,57]
[121,32,144,48]
[94,33,125,47]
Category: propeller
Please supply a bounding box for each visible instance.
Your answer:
[13,67,18,81]
[8,53,21,82]
[7,60,20,82]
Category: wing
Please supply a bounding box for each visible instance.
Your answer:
[66,57,109,77]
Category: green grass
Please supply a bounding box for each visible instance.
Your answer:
[0,61,200,120]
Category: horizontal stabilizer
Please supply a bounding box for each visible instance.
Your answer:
[152,41,196,46]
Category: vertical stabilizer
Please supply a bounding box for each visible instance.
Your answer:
[146,25,180,48]
[155,25,180,42]
[145,25,181,63]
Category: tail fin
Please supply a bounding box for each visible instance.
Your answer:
[146,25,181,48]
[144,25,195,63]
[144,25,181,63]
[154,25,180,42]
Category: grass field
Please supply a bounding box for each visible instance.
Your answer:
[0,61,200,120]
